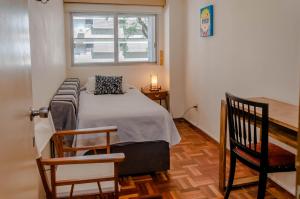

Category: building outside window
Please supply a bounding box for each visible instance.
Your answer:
[72,13,157,65]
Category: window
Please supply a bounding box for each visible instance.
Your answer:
[72,13,157,65]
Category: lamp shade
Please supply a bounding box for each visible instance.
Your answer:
[150,74,158,90]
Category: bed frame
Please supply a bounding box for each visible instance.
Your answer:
[50,78,170,176]
[85,141,170,176]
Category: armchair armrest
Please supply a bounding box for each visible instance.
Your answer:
[41,153,125,165]
[54,126,118,136]
[53,126,118,157]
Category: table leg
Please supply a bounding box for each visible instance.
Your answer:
[219,100,227,193]
[165,95,169,111]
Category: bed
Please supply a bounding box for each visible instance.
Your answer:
[74,87,181,175]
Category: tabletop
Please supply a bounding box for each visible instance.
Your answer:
[249,97,298,132]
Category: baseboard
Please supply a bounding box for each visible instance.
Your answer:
[176,117,219,145]
[268,172,296,196]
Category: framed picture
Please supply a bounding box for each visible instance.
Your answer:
[200,5,214,37]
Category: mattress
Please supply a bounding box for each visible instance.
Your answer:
[74,88,181,155]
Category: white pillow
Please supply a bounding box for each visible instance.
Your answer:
[84,76,129,94]
[122,78,129,93]
[84,76,96,94]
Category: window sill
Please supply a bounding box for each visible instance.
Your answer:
[71,61,159,67]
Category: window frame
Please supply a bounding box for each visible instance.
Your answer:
[70,12,158,66]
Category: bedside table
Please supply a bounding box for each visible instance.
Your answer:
[141,88,169,110]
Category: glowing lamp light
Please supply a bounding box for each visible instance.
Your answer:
[150,74,159,91]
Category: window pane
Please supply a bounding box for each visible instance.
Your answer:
[72,15,114,64]
[118,15,156,62]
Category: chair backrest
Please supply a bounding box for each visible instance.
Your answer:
[225,93,269,165]
[35,114,121,198]
[53,129,113,157]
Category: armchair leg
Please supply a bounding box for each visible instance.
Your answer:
[224,154,236,199]
[257,171,267,199]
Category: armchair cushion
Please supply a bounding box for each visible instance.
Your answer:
[57,182,115,198]
[57,163,114,181]
[56,162,116,197]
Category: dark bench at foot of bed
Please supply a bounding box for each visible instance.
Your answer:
[85,141,170,176]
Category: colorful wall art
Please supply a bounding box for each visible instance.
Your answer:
[200,5,214,37]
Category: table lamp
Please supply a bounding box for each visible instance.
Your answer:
[150,74,160,91]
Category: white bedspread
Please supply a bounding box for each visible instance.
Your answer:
[75,88,181,155]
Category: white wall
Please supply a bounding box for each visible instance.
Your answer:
[64,2,186,117]
[64,4,167,89]
[29,0,66,108]
[67,64,166,88]
[164,0,186,118]
[184,0,299,140]
[184,0,299,195]
[163,0,170,91]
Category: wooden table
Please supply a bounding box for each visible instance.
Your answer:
[141,88,169,110]
[219,97,299,192]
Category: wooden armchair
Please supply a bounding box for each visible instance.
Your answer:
[36,125,125,199]
[53,126,117,157]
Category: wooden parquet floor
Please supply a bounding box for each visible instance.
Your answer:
[81,119,295,199]
[117,119,295,199]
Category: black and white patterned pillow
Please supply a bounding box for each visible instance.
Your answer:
[94,75,123,95]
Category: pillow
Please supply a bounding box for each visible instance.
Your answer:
[85,75,129,94]
[94,75,123,95]
[84,76,96,94]
[121,78,129,93]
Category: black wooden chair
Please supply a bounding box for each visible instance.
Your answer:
[224,93,296,199]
